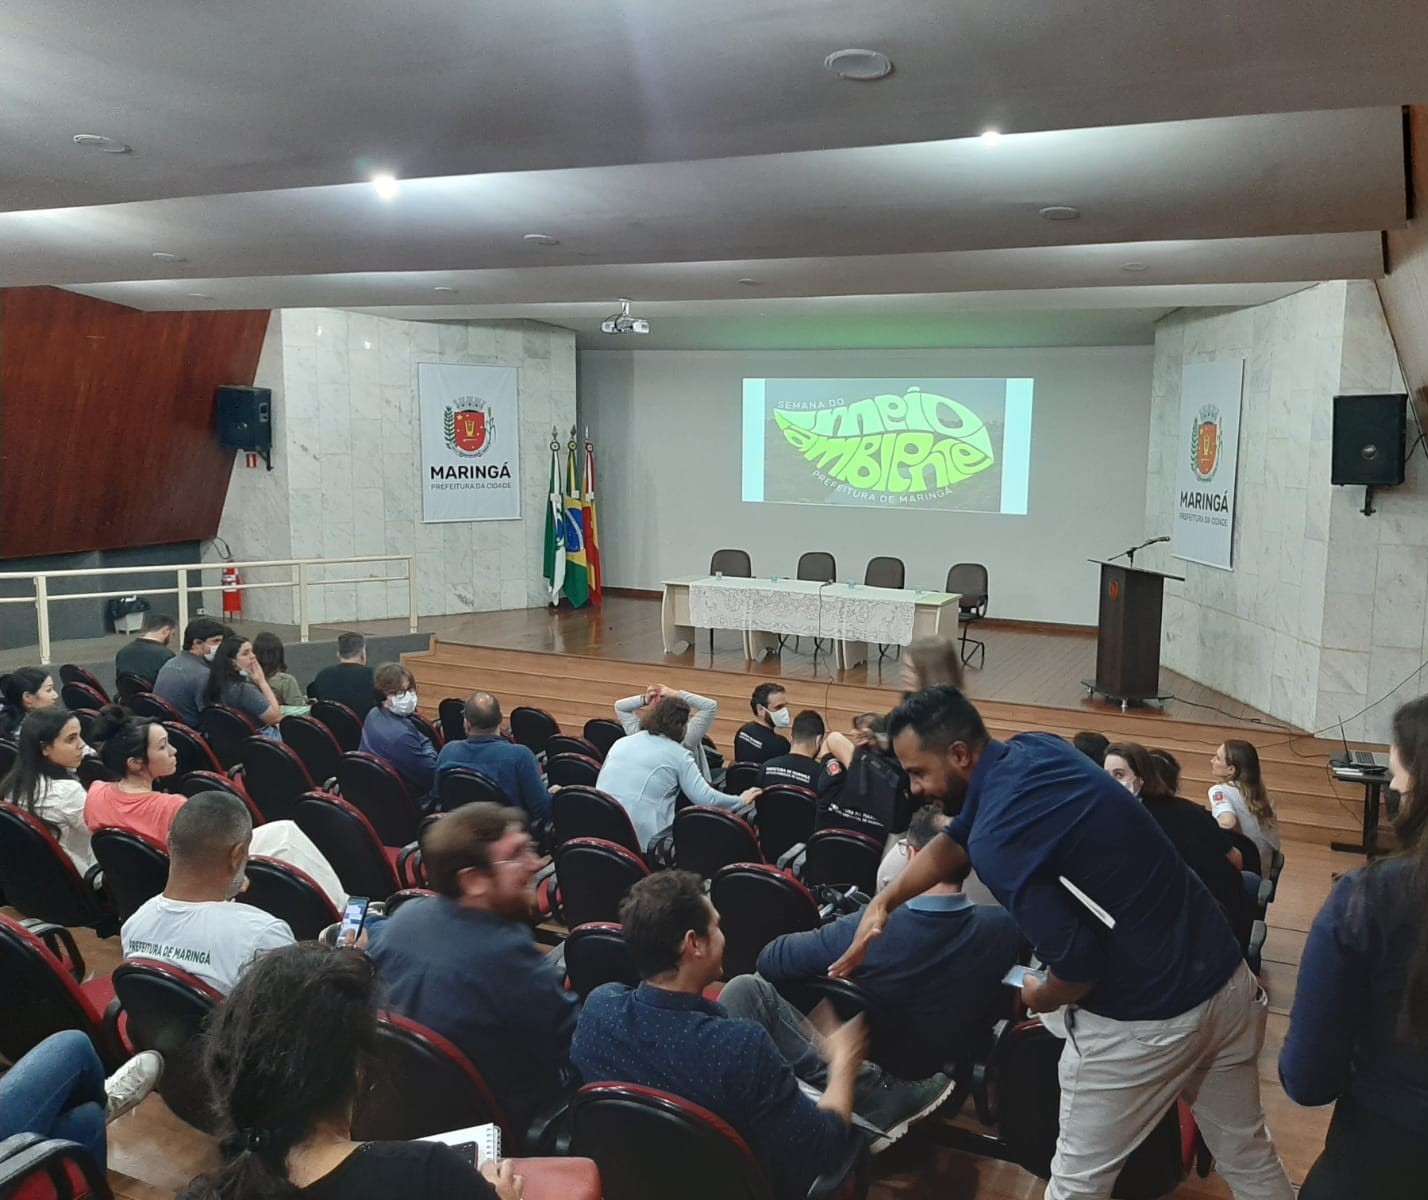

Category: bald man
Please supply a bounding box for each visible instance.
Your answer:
[433,691,550,821]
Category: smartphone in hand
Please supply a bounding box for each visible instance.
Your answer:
[1002,964,1046,990]
[337,896,370,948]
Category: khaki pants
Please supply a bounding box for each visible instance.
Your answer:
[1047,962,1293,1200]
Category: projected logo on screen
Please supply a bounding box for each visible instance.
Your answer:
[772,389,993,495]
[742,377,1034,515]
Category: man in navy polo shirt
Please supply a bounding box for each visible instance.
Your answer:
[831,686,1292,1200]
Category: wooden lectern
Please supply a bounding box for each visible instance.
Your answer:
[1083,561,1184,710]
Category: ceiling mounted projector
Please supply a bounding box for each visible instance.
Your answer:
[601,297,650,335]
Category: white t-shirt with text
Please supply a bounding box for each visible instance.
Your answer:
[121,895,294,994]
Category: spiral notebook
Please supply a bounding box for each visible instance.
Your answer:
[419,1122,502,1166]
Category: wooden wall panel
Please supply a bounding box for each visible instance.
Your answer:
[0,287,270,559]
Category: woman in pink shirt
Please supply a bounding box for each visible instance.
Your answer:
[83,708,183,842]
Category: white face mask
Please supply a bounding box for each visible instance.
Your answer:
[203,646,218,662]
[769,707,791,729]
[388,690,419,717]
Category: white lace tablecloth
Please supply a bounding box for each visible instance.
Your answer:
[689,577,827,636]
[819,583,917,644]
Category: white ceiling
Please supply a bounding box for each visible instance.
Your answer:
[3,1,1424,348]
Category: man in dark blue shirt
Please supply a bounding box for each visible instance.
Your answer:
[831,686,1292,1200]
[571,871,864,1200]
[435,692,550,822]
[369,802,576,1137]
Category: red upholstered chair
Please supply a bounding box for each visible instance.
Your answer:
[384,887,436,915]
[293,791,402,901]
[198,705,259,770]
[335,752,423,847]
[112,958,225,1132]
[798,828,883,895]
[310,700,363,752]
[582,719,625,759]
[128,692,184,723]
[567,1082,866,1200]
[280,714,344,788]
[547,734,603,762]
[721,762,761,795]
[237,856,341,941]
[545,753,601,789]
[673,807,765,879]
[238,737,315,823]
[437,766,509,811]
[410,711,444,749]
[0,1133,112,1200]
[710,864,822,979]
[0,802,114,934]
[553,838,650,928]
[161,721,225,777]
[89,829,169,923]
[60,682,108,712]
[510,706,560,758]
[752,784,817,864]
[438,697,468,746]
[564,922,640,1000]
[170,770,264,824]
[551,786,642,856]
[0,915,124,1070]
[115,672,154,706]
[59,665,109,700]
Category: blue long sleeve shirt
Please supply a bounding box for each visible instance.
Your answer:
[435,735,551,822]
[359,707,439,800]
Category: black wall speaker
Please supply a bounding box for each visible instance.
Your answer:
[215,386,273,454]
[1331,393,1406,486]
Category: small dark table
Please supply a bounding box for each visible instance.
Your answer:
[1329,765,1394,858]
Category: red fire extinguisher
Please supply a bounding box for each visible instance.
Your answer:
[222,564,243,620]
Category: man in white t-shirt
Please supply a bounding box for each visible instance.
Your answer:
[121,790,294,994]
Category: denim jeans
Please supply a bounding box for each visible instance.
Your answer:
[0,1031,108,1169]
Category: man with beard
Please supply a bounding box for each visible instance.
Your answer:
[830,686,1292,1200]
[369,803,577,1133]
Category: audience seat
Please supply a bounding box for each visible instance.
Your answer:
[238,737,316,823]
[170,771,264,825]
[59,665,109,701]
[310,700,364,752]
[1225,830,1262,879]
[551,786,643,856]
[582,719,626,759]
[568,1082,866,1200]
[547,734,604,762]
[60,682,108,713]
[511,706,561,759]
[0,803,114,934]
[385,887,436,915]
[799,829,883,895]
[115,671,154,706]
[293,792,402,901]
[112,957,225,1133]
[546,753,602,789]
[437,765,510,811]
[237,856,341,940]
[563,923,641,1000]
[554,838,650,928]
[128,692,184,723]
[334,752,423,847]
[1247,920,1268,975]
[197,705,259,770]
[752,784,817,864]
[161,722,225,778]
[710,864,823,978]
[438,698,468,746]
[721,762,760,795]
[0,1132,111,1200]
[946,562,990,668]
[673,807,764,879]
[77,758,120,790]
[89,829,169,923]
[280,714,344,787]
[410,710,444,749]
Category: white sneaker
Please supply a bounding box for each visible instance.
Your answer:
[105,1050,164,1121]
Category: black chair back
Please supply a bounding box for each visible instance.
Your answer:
[863,556,906,589]
[437,766,510,811]
[0,737,16,778]
[548,734,603,761]
[310,700,363,752]
[77,757,119,790]
[800,828,882,894]
[551,786,643,855]
[1224,829,1262,878]
[710,864,821,978]
[564,922,641,999]
[280,714,344,786]
[673,807,763,879]
[238,856,341,940]
[130,692,184,722]
[116,672,154,705]
[197,705,258,769]
[59,665,109,700]
[752,784,816,863]
[722,762,760,794]
[238,737,315,823]
[161,721,224,777]
[0,915,114,1069]
[510,706,560,757]
[410,711,444,749]
[353,1013,510,1143]
[90,829,169,923]
[546,752,601,789]
[60,682,107,712]
[0,802,111,931]
[554,838,650,927]
[171,771,264,823]
[112,958,224,1132]
[293,792,400,901]
[946,562,990,612]
[438,697,468,746]
[582,718,626,758]
[335,752,422,846]
[796,551,837,583]
[708,548,752,578]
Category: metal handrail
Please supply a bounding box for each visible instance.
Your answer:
[0,555,418,664]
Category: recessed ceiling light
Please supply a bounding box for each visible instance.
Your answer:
[433,286,457,294]
[1039,205,1081,221]
[523,233,559,246]
[72,133,131,154]
[152,251,187,262]
[980,129,1002,146]
[186,292,212,299]
[824,48,893,81]
[737,277,760,287]
[370,172,400,201]
[1121,262,1150,273]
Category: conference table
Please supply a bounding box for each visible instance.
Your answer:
[661,575,962,669]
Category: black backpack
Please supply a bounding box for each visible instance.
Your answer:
[815,747,914,840]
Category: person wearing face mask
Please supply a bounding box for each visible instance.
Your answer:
[203,635,282,734]
[121,790,296,994]
[1,706,93,872]
[734,683,793,763]
[153,617,234,727]
[359,663,439,806]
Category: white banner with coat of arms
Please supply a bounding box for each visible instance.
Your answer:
[418,362,521,522]
[1172,359,1244,570]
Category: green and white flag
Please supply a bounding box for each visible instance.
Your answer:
[543,445,566,604]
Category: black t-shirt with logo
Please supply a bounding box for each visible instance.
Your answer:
[814,747,914,840]
[734,721,790,764]
[757,752,821,790]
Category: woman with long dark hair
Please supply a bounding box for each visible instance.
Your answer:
[204,636,281,731]
[180,944,519,1200]
[0,667,60,737]
[0,706,92,871]
[1209,739,1280,873]
[1280,696,1428,1197]
[253,632,305,708]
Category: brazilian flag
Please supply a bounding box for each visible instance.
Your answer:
[563,445,590,608]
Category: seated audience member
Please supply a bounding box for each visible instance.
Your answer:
[1210,739,1281,876]
[1072,731,1110,766]
[368,803,576,1135]
[154,617,232,727]
[1,707,93,872]
[436,692,549,822]
[734,683,792,763]
[759,805,1022,1081]
[252,631,306,708]
[122,791,295,994]
[309,632,377,718]
[596,694,757,849]
[0,667,60,737]
[572,871,865,1200]
[360,664,438,805]
[876,802,944,896]
[615,683,718,780]
[0,1032,163,1170]
[204,636,281,732]
[900,637,964,695]
[1105,742,1254,952]
[115,612,177,685]
[1279,696,1428,1200]
[179,943,517,1200]
[758,709,825,789]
